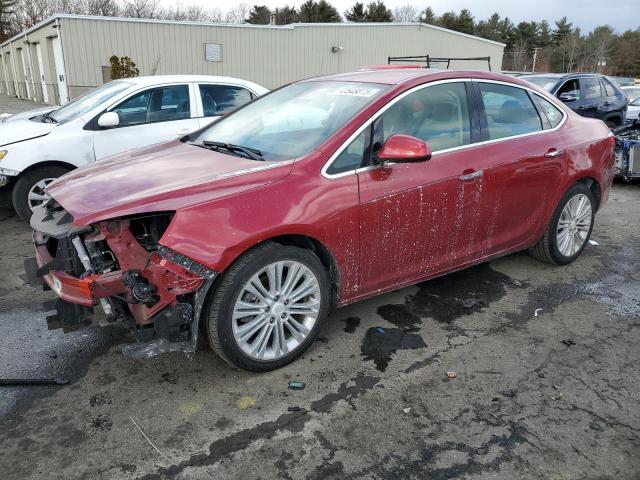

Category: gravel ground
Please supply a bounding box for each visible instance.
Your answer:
[0,95,638,479]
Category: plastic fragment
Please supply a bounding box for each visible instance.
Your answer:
[403,407,412,414]
[534,308,543,317]
[288,380,306,390]
[446,371,457,378]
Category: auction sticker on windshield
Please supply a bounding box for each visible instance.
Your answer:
[335,86,380,97]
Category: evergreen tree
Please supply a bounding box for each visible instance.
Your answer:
[274,5,298,24]
[455,8,474,35]
[365,1,392,22]
[246,5,271,24]
[298,0,341,23]
[419,6,436,24]
[344,2,366,22]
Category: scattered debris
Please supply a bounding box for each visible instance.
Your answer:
[0,377,68,386]
[534,308,543,317]
[287,406,302,412]
[130,416,173,464]
[588,239,599,246]
[561,339,576,347]
[500,389,516,398]
[479,404,503,423]
[461,298,485,309]
[236,396,257,409]
[551,384,564,400]
[446,371,457,378]
[513,279,523,286]
[376,327,385,333]
[589,422,604,432]
[288,380,306,390]
[537,372,546,378]
[402,407,412,414]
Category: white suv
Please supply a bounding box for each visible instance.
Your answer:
[0,75,268,220]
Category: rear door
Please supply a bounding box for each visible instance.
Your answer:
[195,83,255,128]
[579,76,605,119]
[476,81,566,254]
[93,84,199,160]
[353,81,490,293]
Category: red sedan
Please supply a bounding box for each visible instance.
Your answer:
[30,69,615,371]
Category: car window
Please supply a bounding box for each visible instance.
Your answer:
[582,77,603,99]
[602,79,616,97]
[199,84,253,116]
[326,126,371,175]
[535,96,564,129]
[112,85,190,127]
[557,79,581,100]
[479,83,542,140]
[377,82,471,152]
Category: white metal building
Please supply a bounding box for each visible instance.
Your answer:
[0,15,505,105]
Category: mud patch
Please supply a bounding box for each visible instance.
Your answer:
[340,317,360,333]
[361,327,426,372]
[408,264,522,324]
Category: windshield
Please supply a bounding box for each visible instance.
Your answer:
[50,81,133,124]
[524,77,559,92]
[190,81,388,161]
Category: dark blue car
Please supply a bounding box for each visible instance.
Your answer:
[523,73,627,128]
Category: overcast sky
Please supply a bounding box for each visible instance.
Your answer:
[194,0,640,33]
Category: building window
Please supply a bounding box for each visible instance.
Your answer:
[205,43,222,62]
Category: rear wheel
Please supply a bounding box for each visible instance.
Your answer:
[529,183,595,265]
[204,242,330,371]
[12,165,71,222]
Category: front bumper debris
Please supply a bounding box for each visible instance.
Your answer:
[27,201,217,358]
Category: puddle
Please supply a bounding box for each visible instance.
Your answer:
[377,304,421,331]
[361,327,426,372]
[340,317,361,333]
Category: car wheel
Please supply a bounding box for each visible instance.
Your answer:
[12,166,71,222]
[204,242,330,371]
[529,183,595,265]
[605,118,620,129]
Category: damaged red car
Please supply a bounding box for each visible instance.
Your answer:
[28,69,615,371]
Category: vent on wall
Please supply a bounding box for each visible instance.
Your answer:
[205,43,222,62]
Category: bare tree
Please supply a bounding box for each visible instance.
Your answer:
[121,0,159,19]
[392,4,417,23]
[224,2,248,23]
[84,0,120,16]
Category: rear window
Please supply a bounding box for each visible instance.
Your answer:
[524,76,558,92]
[479,82,542,140]
[535,96,564,129]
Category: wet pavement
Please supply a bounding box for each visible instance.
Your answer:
[0,182,639,479]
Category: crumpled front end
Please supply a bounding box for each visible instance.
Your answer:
[27,198,216,357]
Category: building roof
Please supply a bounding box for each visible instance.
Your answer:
[1,14,506,49]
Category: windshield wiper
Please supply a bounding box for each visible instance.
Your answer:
[42,110,58,124]
[201,141,264,161]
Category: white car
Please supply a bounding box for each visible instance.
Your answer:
[625,97,640,124]
[621,86,640,103]
[0,75,268,220]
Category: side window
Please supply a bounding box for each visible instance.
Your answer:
[326,127,370,175]
[112,85,190,126]
[582,77,603,99]
[557,79,581,100]
[602,78,616,97]
[199,84,253,116]
[535,96,564,129]
[479,82,542,140]
[377,82,471,152]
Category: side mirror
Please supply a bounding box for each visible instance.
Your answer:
[558,92,578,103]
[377,134,432,164]
[97,111,120,128]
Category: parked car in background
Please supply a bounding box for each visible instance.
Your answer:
[621,86,640,103]
[0,75,268,221]
[625,97,640,124]
[28,69,615,371]
[523,73,627,128]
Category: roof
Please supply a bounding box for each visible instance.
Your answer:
[524,73,603,79]
[311,68,516,85]
[117,74,268,92]
[0,14,506,49]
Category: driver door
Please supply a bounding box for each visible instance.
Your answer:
[92,84,199,160]
[355,82,488,293]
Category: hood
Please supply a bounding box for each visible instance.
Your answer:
[1,106,57,124]
[47,140,293,225]
[0,118,56,146]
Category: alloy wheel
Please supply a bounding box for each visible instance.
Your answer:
[27,178,55,212]
[556,193,592,257]
[232,260,321,361]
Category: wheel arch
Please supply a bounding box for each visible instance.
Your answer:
[18,160,76,177]
[575,176,602,210]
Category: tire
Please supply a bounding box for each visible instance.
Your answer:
[605,117,621,129]
[12,165,71,222]
[204,242,330,371]
[529,183,595,265]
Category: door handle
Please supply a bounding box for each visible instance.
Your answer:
[458,170,483,181]
[545,149,564,158]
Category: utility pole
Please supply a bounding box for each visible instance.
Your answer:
[532,47,539,73]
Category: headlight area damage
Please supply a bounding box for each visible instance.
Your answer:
[25,200,216,358]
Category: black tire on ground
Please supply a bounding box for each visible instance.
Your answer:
[605,118,620,129]
[11,165,71,222]
[204,241,330,371]
[529,183,596,265]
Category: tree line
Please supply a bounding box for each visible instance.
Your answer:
[1,0,638,76]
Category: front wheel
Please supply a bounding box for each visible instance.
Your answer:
[204,242,330,371]
[11,165,71,222]
[529,183,595,265]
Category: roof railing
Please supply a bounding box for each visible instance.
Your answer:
[387,55,492,71]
